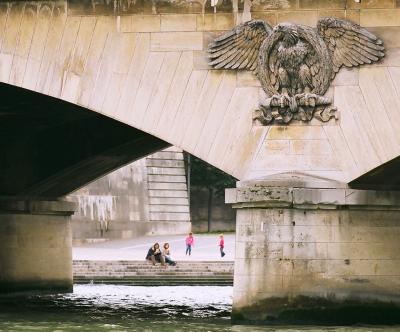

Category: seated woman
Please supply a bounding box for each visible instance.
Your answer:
[162,243,177,266]
[146,242,165,266]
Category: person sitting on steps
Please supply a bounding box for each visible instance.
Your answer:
[162,243,177,266]
[146,242,165,266]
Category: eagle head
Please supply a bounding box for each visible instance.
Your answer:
[274,23,299,47]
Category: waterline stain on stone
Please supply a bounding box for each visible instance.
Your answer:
[232,295,400,325]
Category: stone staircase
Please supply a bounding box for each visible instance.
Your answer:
[73,260,234,286]
[146,147,191,228]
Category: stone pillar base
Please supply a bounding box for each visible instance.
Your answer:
[227,174,400,325]
[0,199,76,294]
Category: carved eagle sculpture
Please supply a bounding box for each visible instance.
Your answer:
[208,18,385,124]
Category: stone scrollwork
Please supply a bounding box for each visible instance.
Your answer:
[254,93,337,124]
[208,18,385,124]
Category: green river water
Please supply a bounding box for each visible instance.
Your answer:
[0,285,399,332]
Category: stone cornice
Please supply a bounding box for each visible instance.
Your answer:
[226,186,400,210]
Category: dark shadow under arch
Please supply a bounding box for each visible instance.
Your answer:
[350,156,400,191]
[0,83,170,197]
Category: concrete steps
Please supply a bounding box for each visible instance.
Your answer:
[73,260,234,286]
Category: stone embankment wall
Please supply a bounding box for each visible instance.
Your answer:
[70,146,236,242]
[69,147,191,243]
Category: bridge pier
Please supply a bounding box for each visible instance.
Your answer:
[227,174,400,325]
[0,199,76,294]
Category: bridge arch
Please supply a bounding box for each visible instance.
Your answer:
[3,2,400,321]
[0,1,400,191]
[0,82,171,196]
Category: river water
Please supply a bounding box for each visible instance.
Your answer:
[0,285,399,332]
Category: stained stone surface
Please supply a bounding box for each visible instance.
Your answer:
[0,199,76,294]
[67,0,237,15]
[228,177,400,324]
[0,0,399,186]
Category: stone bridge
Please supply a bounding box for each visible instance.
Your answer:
[1,0,400,325]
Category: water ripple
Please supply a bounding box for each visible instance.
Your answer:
[0,285,399,331]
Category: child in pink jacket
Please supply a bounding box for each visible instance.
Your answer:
[219,234,225,257]
[185,232,194,256]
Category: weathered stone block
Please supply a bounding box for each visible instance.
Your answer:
[149,197,188,205]
[345,189,400,206]
[231,186,400,324]
[0,199,75,294]
[225,188,237,204]
[148,174,186,183]
[293,188,345,206]
[151,31,203,51]
[236,71,260,87]
[345,9,360,23]
[146,159,185,168]
[347,0,395,9]
[368,27,400,48]
[265,140,291,154]
[131,15,161,32]
[149,212,190,221]
[289,139,331,155]
[193,50,211,70]
[253,151,341,171]
[234,187,293,207]
[119,16,132,32]
[149,182,188,190]
[360,9,400,27]
[331,67,359,86]
[251,0,297,11]
[147,166,185,176]
[149,204,189,213]
[250,11,277,26]
[317,9,346,20]
[161,14,197,31]
[267,126,327,140]
[149,189,188,198]
[277,10,319,26]
[196,13,235,31]
[299,0,346,9]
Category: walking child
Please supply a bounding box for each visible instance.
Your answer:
[219,234,225,257]
[185,232,194,256]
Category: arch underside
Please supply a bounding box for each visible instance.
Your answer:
[0,2,400,190]
[0,83,169,197]
[4,81,399,199]
[349,156,400,191]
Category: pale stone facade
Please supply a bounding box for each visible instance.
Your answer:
[0,199,75,293]
[1,0,400,185]
[69,145,234,241]
[70,146,191,243]
[1,1,400,320]
[227,174,400,324]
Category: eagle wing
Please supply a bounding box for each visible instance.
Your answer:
[208,20,272,72]
[302,25,331,95]
[317,17,385,77]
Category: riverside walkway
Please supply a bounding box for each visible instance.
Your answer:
[72,234,235,286]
